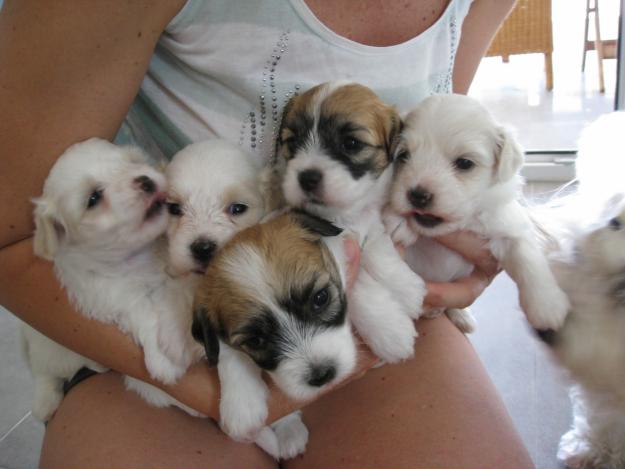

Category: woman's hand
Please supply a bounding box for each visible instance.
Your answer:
[423,231,500,310]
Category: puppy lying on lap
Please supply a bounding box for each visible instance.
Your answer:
[384,94,569,333]
[192,209,358,459]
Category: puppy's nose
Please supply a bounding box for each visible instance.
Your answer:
[190,238,217,265]
[408,187,434,209]
[307,362,336,387]
[298,169,323,193]
[134,175,157,194]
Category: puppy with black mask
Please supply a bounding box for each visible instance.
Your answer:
[192,210,357,460]
[264,81,426,364]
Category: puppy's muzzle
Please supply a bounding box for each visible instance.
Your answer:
[134,175,157,194]
[298,169,323,194]
[190,238,217,266]
[307,361,337,387]
[407,186,434,209]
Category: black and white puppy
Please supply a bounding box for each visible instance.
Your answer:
[192,210,357,459]
[265,81,426,363]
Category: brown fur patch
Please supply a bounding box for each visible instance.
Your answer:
[276,83,401,177]
[193,212,341,341]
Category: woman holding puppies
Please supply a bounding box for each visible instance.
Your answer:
[0,0,532,467]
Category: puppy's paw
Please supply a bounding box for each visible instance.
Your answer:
[220,391,269,443]
[272,411,309,460]
[446,308,477,334]
[382,208,417,246]
[398,273,427,319]
[143,347,186,385]
[157,324,193,370]
[364,312,417,363]
[557,429,593,469]
[522,286,570,331]
[254,426,280,459]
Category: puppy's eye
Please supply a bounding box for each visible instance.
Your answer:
[167,203,183,216]
[342,137,364,153]
[242,336,266,351]
[87,189,103,209]
[454,158,475,171]
[609,217,622,230]
[311,287,330,311]
[228,203,248,216]
[396,150,410,163]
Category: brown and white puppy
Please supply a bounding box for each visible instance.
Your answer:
[192,210,357,459]
[265,82,426,364]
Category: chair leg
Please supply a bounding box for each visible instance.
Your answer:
[593,0,606,93]
[545,52,554,91]
[582,0,591,71]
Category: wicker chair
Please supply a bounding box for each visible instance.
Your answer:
[486,0,554,90]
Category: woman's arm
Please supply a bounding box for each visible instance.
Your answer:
[0,234,372,422]
[453,0,517,94]
[0,0,185,248]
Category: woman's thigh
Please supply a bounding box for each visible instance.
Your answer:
[39,372,277,469]
[287,315,534,469]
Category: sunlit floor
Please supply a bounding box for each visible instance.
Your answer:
[470,0,618,151]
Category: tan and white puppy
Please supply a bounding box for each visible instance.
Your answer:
[538,196,625,468]
[384,94,569,332]
[165,140,265,276]
[21,138,195,421]
[192,210,357,459]
[266,81,426,364]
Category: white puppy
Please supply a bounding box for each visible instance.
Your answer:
[192,210,357,459]
[125,140,316,460]
[384,94,569,333]
[165,140,266,276]
[541,195,625,468]
[125,140,267,413]
[266,82,426,364]
[22,138,195,421]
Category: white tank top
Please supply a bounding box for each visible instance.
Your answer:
[117,0,474,163]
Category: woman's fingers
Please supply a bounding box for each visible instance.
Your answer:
[343,236,361,291]
[424,272,491,310]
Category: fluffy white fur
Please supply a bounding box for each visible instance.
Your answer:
[546,197,625,468]
[125,140,265,407]
[165,140,265,275]
[277,82,426,363]
[534,112,625,468]
[384,94,569,332]
[121,140,308,460]
[22,138,196,421]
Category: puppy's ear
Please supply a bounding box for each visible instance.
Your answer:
[274,96,296,162]
[191,307,220,367]
[494,126,524,183]
[385,109,404,161]
[291,209,343,238]
[259,164,286,213]
[32,198,66,261]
